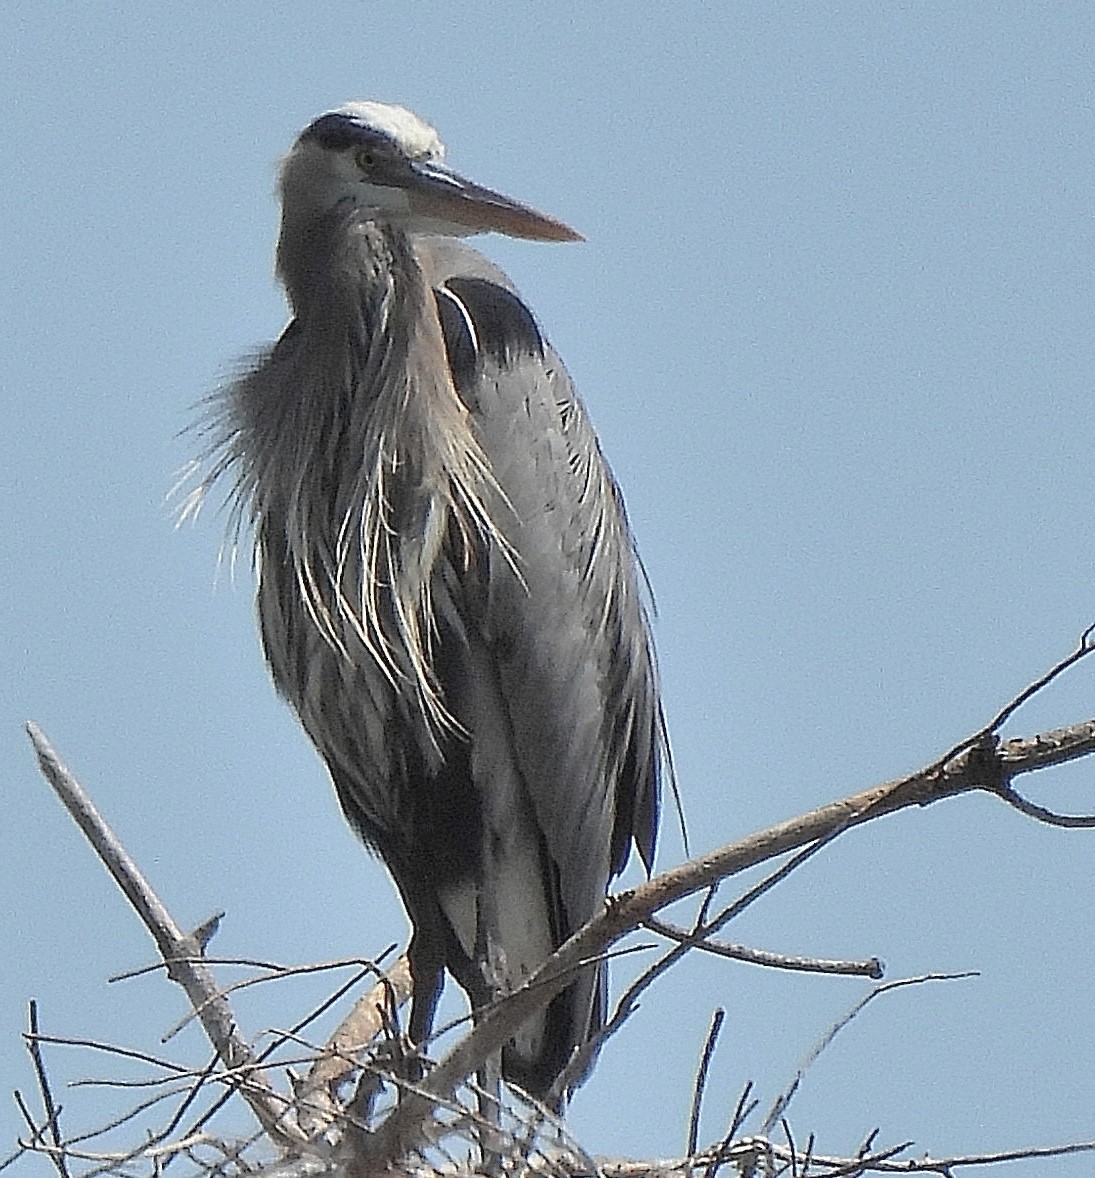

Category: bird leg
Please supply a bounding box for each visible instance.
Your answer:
[406,933,445,1083]
[473,930,509,1172]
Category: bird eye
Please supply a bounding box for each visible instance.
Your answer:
[355,148,378,172]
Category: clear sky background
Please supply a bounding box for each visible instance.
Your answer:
[3,4,1094,1174]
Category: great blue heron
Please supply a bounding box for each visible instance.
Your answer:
[192,101,667,1101]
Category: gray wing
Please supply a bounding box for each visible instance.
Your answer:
[428,240,663,934]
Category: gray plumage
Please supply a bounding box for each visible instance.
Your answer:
[188,102,666,1100]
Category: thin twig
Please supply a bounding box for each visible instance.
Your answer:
[687,1009,725,1158]
[723,1083,757,1153]
[701,1081,757,1178]
[780,1118,797,1178]
[645,917,884,979]
[0,1145,29,1177]
[25,1002,69,1178]
[29,1032,196,1076]
[993,782,1095,827]
[761,973,978,1135]
[800,1130,816,1178]
[818,1136,912,1176]
[112,951,394,987]
[555,833,847,1103]
[11,1090,51,1168]
[928,624,1095,778]
[168,958,374,1047]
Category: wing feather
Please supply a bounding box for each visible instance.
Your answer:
[430,255,663,943]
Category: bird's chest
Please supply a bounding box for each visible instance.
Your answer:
[252,475,481,797]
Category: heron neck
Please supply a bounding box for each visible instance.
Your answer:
[271,209,483,507]
[276,206,400,319]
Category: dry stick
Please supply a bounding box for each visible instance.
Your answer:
[799,1128,817,1178]
[295,954,415,1135]
[111,956,355,983]
[24,723,305,1149]
[644,916,884,979]
[897,1140,1095,1172]
[758,1138,1095,1175]
[163,956,389,1042]
[686,1008,724,1159]
[779,1119,797,1178]
[602,1132,1095,1178]
[239,968,394,1137]
[10,1091,53,1171]
[821,1138,913,1177]
[925,622,1095,779]
[25,1001,69,1178]
[700,1082,757,1178]
[994,781,1095,827]
[0,1147,28,1177]
[364,716,1095,1163]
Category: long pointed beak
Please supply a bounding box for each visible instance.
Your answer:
[404,160,583,243]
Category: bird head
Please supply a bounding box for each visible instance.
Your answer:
[278,101,583,245]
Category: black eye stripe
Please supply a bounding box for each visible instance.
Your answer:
[302,113,393,153]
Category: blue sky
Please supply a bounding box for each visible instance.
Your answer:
[3,3,1094,1173]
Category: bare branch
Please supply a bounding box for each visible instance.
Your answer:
[552,825,855,1099]
[700,1082,758,1178]
[600,1133,1095,1178]
[112,952,392,987]
[10,1090,47,1165]
[29,1032,200,1076]
[24,723,305,1148]
[761,1135,1095,1174]
[998,718,1095,775]
[644,917,884,979]
[296,954,414,1136]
